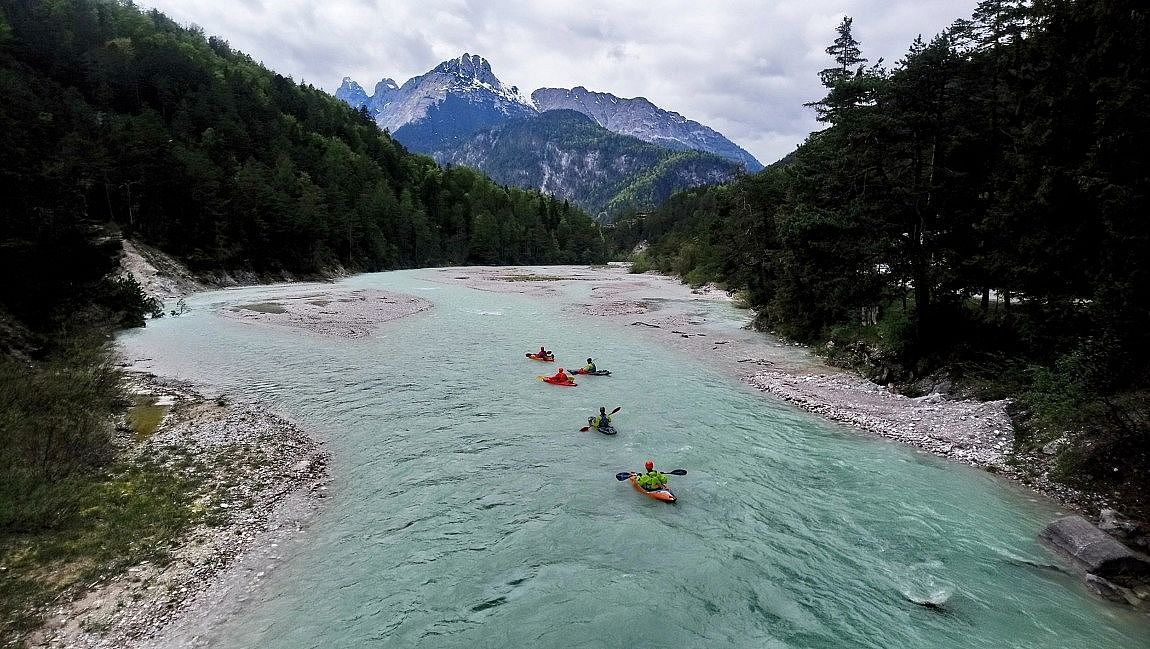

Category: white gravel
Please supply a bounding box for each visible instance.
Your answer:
[219,288,431,338]
[29,377,330,649]
[747,370,1014,468]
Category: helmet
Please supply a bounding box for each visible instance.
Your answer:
[599,406,606,412]
[557,368,564,372]
[644,460,654,471]
[587,358,592,363]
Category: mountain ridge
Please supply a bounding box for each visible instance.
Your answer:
[337,54,761,170]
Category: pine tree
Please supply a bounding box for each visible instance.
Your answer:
[806,17,879,124]
[818,17,868,88]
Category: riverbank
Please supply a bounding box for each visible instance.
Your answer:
[22,375,330,649]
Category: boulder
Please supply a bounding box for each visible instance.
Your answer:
[1039,515,1150,587]
[1098,508,1140,538]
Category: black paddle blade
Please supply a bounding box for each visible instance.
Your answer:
[615,472,632,481]
[667,469,687,476]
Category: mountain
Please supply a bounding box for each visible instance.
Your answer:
[337,55,757,214]
[532,86,763,172]
[336,54,535,151]
[338,55,761,169]
[438,110,741,216]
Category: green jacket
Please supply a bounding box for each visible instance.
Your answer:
[591,414,612,428]
[583,362,596,372]
[636,470,668,490]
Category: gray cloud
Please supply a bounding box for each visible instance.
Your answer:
[136,0,979,163]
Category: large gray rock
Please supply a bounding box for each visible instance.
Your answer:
[1040,515,1150,587]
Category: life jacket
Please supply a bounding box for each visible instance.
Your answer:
[636,470,667,490]
[592,414,611,429]
[584,362,596,372]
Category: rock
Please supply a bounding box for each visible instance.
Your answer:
[1098,508,1140,538]
[1042,438,1067,455]
[1086,574,1125,600]
[1040,515,1150,587]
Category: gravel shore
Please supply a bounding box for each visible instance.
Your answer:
[28,376,330,649]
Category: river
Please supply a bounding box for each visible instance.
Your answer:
[118,268,1148,648]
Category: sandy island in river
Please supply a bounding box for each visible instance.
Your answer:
[219,288,432,338]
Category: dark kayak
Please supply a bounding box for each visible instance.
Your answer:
[574,369,611,376]
[595,425,618,435]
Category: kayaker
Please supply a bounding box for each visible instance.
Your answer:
[636,460,668,491]
[582,358,596,373]
[548,367,571,384]
[538,346,553,359]
[589,406,611,430]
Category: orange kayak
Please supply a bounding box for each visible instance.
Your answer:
[526,353,555,362]
[538,375,577,387]
[628,473,676,502]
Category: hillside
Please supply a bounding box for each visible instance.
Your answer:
[438,110,739,217]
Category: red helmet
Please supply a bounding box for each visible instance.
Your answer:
[644,460,654,471]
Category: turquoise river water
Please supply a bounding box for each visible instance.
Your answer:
[118,270,1148,648]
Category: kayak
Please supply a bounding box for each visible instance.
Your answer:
[595,425,618,435]
[526,353,555,362]
[538,375,577,387]
[574,369,611,376]
[627,473,676,502]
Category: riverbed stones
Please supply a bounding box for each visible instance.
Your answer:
[29,375,329,649]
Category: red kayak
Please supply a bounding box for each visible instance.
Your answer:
[627,473,676,502]
[526,353,555,362]
[538,375,577,387]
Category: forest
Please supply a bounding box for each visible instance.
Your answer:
[0,0,605,534]
[612,0,1148,506]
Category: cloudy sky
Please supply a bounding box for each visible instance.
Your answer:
[135,0,979,164]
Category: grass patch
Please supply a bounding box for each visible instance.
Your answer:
[628,253,655,274]
[0,455,212,646]
[238,302,286,314]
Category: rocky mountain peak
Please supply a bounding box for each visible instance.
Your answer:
[373,78,399,96]
[335,77,369,109]
[433,53,500,87]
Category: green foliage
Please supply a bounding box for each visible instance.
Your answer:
[612,1,1150,498]
[0,0,605,288]
[0,341,123,520]
[0,454,209,644]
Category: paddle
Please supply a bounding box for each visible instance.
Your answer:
[615,469,687,480]
[580,406,622,432]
